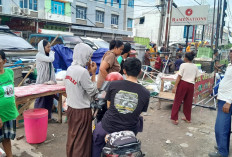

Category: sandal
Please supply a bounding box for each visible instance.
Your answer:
[48,118,59,124]
[181,117,191,123]
[171,120,178,125]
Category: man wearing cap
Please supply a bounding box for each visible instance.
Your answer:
[209,50,232,157]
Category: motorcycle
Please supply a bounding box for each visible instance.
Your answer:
[91,72,144,157]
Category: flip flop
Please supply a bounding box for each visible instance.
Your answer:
[181,117,191,123]
[171,120,178,125]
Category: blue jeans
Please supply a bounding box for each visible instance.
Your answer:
[215,100,232,157]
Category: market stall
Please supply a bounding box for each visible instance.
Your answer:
[154,73,215,110]
[15,84,66,127]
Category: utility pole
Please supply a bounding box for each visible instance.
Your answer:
[167,2,177,47]
[211,0,216,49]
[201,25,205,41]
[215,0,222,49]
[157,0,166,46]
[185,25,190,47]
[227,23,231,44]
[164,0,172,49]
[221,0,227,43]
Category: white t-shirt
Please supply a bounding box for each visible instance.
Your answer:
[218,63,232,104]
[178,63,200,84]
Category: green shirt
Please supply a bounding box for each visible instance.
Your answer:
[117,56,123,65]
[0,68,19,122]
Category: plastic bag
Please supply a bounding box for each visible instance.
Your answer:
[163,81,173,92]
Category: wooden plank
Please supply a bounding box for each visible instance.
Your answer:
[16,99,35,127]
[16,90,65,104]
[58,93,63,123]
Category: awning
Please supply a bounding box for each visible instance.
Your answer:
[71,25,133,36]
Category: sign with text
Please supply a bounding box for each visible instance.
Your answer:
[193,73,214,104]
[171,5,209,26]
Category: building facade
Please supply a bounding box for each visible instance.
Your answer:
[71,0,134,41]
[0,0,134,41]
[133,10,185,44]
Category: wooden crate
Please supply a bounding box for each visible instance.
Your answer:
[159,92,175,100]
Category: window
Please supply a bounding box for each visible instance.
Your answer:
[76,6,87,19]
[96,11,104,23]
[111,14,119,25]
[0,0,2,5]
[128,0,134,8]
[113,0,119,3]
[29,0,37,11]
[51,0,65,15]
[139,17,145,24]
[127,18,133,28]
[20,0,37,11]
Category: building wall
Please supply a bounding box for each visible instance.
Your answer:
[134,10,185,43]
[2,0,17,14]
[44,0,72,23]
[75,0,123,30]
[72,0,133,32]
[134,11,161,43]
[0,0,133,38]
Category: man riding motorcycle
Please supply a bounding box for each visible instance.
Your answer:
[92,58,150,157]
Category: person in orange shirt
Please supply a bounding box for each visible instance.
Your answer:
[186,43,191,52]
[150,44,157,58]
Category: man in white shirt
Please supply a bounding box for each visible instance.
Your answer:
[209,50,232,157]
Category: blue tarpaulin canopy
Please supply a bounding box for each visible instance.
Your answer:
[52,44,108,74]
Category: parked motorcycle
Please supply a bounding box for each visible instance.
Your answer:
[91,72,144,157]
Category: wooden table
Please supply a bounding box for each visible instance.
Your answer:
[15,84,66,127]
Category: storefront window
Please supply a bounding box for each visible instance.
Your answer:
[20,0,37,11]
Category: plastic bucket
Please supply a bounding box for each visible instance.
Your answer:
[23,109,48,144]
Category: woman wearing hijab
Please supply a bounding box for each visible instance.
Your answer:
[65,43,98,157]
[34,40,56,123]
[97,40,124,89]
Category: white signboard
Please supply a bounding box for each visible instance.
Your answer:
[171,5,209,26]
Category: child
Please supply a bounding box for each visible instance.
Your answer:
[214,60,223,73]
[154,52,162,71]
[162,55,170,74]
[0,50,19,157]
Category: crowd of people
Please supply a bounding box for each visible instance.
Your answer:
[0,39,231,157]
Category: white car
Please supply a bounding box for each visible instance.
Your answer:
[81,37,109,50]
